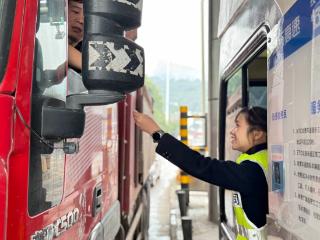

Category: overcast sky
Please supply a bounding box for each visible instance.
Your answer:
[137,0,203,75]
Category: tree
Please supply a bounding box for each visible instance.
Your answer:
[145,77,178,135]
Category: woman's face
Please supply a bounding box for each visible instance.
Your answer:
[230,113,253,152]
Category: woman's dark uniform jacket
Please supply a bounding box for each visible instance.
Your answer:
[156,134,268,228]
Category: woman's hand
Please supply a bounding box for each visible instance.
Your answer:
[133,111,161,135]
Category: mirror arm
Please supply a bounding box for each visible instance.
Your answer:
[66,90,125,110]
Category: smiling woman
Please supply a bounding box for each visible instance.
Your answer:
[133,105,269,239]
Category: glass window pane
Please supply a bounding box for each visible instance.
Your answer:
[226,69,242,113]
[28,0,67,216]
[0,1,4,22]
[224,69,243,230]
[188,117,206,147]
[225,69,243,161]
[249,86,267,108]
[247,51,267,108]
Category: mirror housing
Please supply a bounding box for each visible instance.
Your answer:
[66,90,125,110]
[84,0,142,31]
[82,35,144,93]
[33,97,85,140]
[81,0,145,95]
[67,69,126,110]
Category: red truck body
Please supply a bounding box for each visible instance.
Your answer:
[0,0,154,239]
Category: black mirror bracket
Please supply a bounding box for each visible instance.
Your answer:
[49,140,79,154]
[66,90,125,110]
[62,141,79,154]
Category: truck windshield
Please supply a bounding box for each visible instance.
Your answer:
[0,0,16,83]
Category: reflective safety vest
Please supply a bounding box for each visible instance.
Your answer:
[233,149,268,240]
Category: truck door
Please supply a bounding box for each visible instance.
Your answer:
[0,96,13,240]
[0,1,18,239]
[7,0,86,238]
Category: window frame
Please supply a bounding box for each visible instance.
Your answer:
[218,26,268,228]
[0,0,16,82]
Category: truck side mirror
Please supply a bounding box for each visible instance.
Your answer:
[33,97,85,140]
[66,0,144,110]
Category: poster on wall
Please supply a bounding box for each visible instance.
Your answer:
[268,0,320,239]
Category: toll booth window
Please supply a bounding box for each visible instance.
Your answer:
[222,48,267,230]
[28,0,67,216]
[226,69,242,113]
[247,50,267,108]
[225,69,243,159]
[225,68,243,161]
[224,69,243,230]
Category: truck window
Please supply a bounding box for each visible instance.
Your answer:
[28,0,67,216]
[0,0,16,82]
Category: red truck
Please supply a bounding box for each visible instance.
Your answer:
[0,0,155,239]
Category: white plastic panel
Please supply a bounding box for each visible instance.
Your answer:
[268,1,320,239]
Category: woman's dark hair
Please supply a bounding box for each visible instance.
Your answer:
[236,107,267,134]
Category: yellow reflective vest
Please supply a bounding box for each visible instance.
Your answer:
[233,149,268,240]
